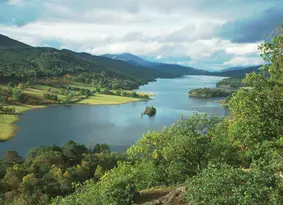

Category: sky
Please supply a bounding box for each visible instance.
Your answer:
[0,0,283,70]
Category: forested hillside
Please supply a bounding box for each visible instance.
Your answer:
[0,35,178,90]
[213,65,261,78]
[0,34,31,49]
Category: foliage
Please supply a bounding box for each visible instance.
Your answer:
[189,87,233,98]
[0,142,124,204]
[0,106,16,114]
[43,93,58,101]
[216,78,243,88]
[143,106,157,116]
[185,163,283,205]
[12,89,26,103]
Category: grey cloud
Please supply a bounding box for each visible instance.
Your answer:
[218,4,283,43]
[43,0,281,23]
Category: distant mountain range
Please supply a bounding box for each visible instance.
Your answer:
[102,53,156,68]
[102,53,262,78]
[101,53,209,76]
[215,65,262,78]
[0,33,262,85]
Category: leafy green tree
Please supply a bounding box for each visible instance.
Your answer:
[93,143,110,154]
[2,151,23,168]
[185,163,283,205]
[24,81,30,88]
[143,106,157,116]
[62,140,88,166]
[115,90,121,96]
[12,89,26,102]
[227,26,283,161]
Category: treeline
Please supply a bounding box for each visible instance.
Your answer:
[0,142,125,205]
[216,78,244,88]
[189,87,233,98]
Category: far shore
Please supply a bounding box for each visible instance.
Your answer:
[0,92,154,142]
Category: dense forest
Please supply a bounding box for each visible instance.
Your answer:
[0,142,125,204]
[216,78,244,88]
[188,87,233,98]
[0,28,282,204]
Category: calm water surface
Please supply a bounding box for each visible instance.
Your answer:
[0,75,228,157]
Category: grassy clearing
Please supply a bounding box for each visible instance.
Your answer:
[0,105,45,141]
[77,94,142,105]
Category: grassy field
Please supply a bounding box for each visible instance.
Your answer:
[0,105,45,141]
[77,94,142,105]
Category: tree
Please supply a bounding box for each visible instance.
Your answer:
[24,81,31,88]
[130,92,138,98]
[227,26,283,157]
[185,163,283,204]
[93,143,110,154]
[143,106,157,116]
[62,140,88,165]
[17,83,24,89]
[2,150,23,168]
[12,89,26,102]
[115,90,121,96]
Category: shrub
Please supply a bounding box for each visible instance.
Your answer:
[43,93,58,101]
[115,91,121,96]
[12,89,26,103]
[185,163,283,205]
[143,106,157,116]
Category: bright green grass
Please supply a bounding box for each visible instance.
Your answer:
[77,94,142,105]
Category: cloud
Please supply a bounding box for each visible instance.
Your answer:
[156,55,162,60]
[225,43,260,55]
[219,4,283,43]
[224,56,265,67]
[0,0,280,70]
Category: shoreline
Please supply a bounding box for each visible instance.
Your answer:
[0,93,153,142]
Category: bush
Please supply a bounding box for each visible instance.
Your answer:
[189,88,233,98]
[115,91,121,96]
[43,93,58,101]
[12,89,26,103]
[0,106,16,114]
[130,92,138,98]
[143,106,157,116]
[185,163,283,205]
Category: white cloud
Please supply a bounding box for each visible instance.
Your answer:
[156,55,162,60]
[225,43,261,55]
[1,0,275,69]
[224,56,265,66]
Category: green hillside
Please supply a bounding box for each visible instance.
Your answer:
[0,34,31,49]
[0,34,176,90]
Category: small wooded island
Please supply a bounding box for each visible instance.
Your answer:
[143,106,157,116]
[189,88,233,98]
